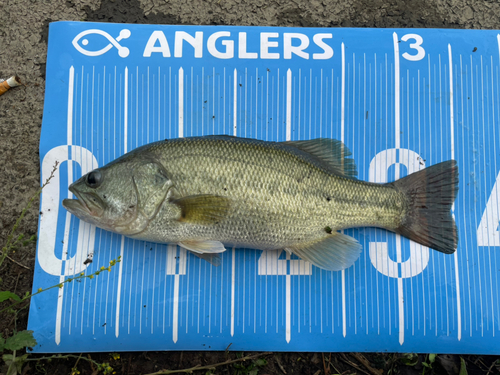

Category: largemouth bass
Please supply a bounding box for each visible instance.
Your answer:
[62,136,458,271]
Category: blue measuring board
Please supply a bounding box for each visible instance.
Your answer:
[28,21,500,354]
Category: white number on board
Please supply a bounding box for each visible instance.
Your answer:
[477,171,500,246]
[368,149,430,278]
[39,145,98,276]
[401,34,425,61]
[258,250,312,275]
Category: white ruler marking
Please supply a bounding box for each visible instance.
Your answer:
[234,69,237,136]
[493,54,500,335]
[364,54,369,334]
[173,274,180,343]
[179,67,184,137]
[448,44,462,341]
[471,56,484,336]
[498,34,500,63]
[341,42,347,338]
[55,66,75,345]
[115,67,128,338]
[286,69,292,141]
[286,274,291,343]
[480,55,492,333]
[231,247,236,336]
[484,57,495,335]
[393,31,404,346]
[230,67,238,336]
[284,69,293,342]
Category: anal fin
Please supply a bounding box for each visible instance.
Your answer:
[287,233,362,271]
[193,253,222,267]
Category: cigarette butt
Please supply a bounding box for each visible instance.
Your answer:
[0,76,22,96]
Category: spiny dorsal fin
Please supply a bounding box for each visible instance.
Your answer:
[282,139,357,178]
[174,194,230,225]
[287,232,362,271]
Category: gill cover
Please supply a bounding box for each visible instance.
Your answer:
[133,161,173,220]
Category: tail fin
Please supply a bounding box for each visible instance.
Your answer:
[390,160,459,254]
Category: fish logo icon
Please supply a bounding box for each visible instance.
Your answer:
[72,29,131,57]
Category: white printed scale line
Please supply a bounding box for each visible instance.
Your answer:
[115,67,128,338]
[173,273,180,343]
[494,35,500,335]
[341,42,347,338]
[448,44,462,341]
[179,67,184,138]
[230,68,237,337]
[286,68,292,343]
[231,247,236,336]
[55,66,75,345]
[286,69,292,141]
[393,32,405,346]
[170,68,186,343]
[234,68,238,136]
[498,34,500,63]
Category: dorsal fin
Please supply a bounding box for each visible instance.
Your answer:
[281,139,357,178]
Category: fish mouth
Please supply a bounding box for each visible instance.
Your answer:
[62,186,104,219]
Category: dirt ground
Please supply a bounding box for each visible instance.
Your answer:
[1,0,500,374]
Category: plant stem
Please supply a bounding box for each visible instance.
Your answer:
[26,353,100,368]
[71,353,83,373]
[0,258,120,315]
[145,352,272,375]
[0,253,31,270]
[7,349,16,375]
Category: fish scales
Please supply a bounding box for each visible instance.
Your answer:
[146,138,398,242]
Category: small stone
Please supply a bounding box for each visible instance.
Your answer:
[463,6,473,20]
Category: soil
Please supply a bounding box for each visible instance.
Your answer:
[1,0,500,374]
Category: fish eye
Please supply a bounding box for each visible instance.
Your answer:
[86,170,102,188]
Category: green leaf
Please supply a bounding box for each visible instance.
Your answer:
[428,354,436,363]
[4,331,37,351]
[0,291,21,303]
[400,353,418,366]
[254,358,267,367]
[459,357,468,375]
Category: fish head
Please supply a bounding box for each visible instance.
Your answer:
[62,153,173,236]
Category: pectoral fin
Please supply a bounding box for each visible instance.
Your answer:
[287,233,362,271]
[174,195,230,225]
[179,240,227,254]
